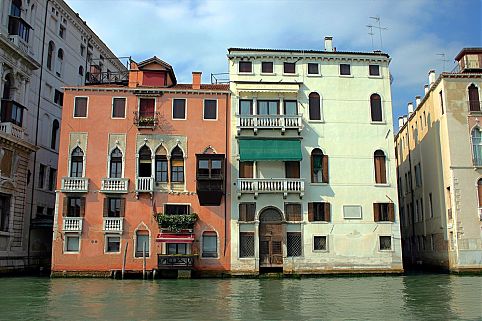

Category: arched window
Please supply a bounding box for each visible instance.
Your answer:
[138,146,152,177]
[311,148,328,183]
[56,48,64,76]
[78,66,84,76]
[47,41,55,70]
[135,230,149,258]
[202,231,218,258]
[155,147,168,182]
[70,147,84,177]
[468,84,480,112]
[370,94,382,122]
[374,150,387,184]
[2,74,12,100]
[471,127,482,166]
[109,148,122,178]
[50,119,59,149]
[309,92,321,120]
[171,146,184,183]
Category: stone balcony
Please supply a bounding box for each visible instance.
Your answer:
[60,177,89,193]
[0,122,24,139]
[100,178,129,193]
[237,114,303,134]
[8,35,29,55]
[136,177,154,194]
[103,217,123,233]
[237,178,304,198]
[62,217,83,233]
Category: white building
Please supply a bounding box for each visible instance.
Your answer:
[228,38,402,275]
[0,0,125,272]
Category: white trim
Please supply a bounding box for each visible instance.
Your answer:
[368,64,382,77]
[238,60,253,74]
[163,203,191,214]
[260,61,275,75]
[104,234,121,254]
[107,146,125,178]
[203,99,218,121]
[369,92,385,123]
[306,62,321,76]
[312,235,329,252]
[339,63,352,76]
[73,96,89,118]
[378,234,394,252]
[111,96,127,119]
[172,98,187,120]
[63,233,81,254]
[201,229,219,259]
[133,223,151,259]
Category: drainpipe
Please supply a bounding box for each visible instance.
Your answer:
[27,0,50,270]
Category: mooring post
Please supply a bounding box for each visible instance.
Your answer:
[142,242,146,279]
[122,241,128,280]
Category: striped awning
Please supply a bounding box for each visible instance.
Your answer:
[156,233,195,243]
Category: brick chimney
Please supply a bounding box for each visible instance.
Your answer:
[192,72,202,90]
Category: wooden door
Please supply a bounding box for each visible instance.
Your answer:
[259,209,283,267]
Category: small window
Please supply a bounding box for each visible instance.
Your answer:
[239,232,255,258]
[110,148,122,178]
[239,203,255,222]
[66,197,82,217]
[202,232,218,258]
[197,157,223,179]
[105,198,123,217]
[59,24,66,39]
[135,231,149,257]
[167,243,188,255]
[0,194,11,232]
[468,84,480,112]
[285,161,300,179]
[340,64,351,76]
[439,91,444,115]
[54,90,63,106]
[313,236,327,251]
[171,146,184,183]
[287,232,302,257]
[261,62,273,73]
[173,99,186,119]
[239,61,252,73]
[74,97,87,117]
[106,236,120,253]
[70,147,84,177]
[308,63,319,75]
[379,236,392,251]
[203,100,217,120]
[308,202,331,222]
[164,204,189,215]
[311,148,328,183]
[239,100,253,115]
[80,44,85,57]
[65,235,80,252]
[370,94,382,122]
[257,100,279,115]
[38,164,46,188]
[343,205,362,219]
[369,65,380,76]
[284,62,296,74]
[51,119,59,149]
[48,168,57,191]
[47,41,55,70]
[112,98,126,118]
[139,98,155,118]
[239,161,253,178]
[373,203,395,222]
[155,155,168,182]
[308,92,321,120]
[285,203,302,221]
[78,66,84,76]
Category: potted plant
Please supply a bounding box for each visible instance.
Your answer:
[156,213,198,232]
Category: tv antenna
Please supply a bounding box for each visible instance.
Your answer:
[367,16,388,49]
[436,53,450,71]
[366,25,375,50]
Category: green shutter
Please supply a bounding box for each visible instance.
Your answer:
[239,139,302,161]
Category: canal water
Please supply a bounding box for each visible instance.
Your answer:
[0,274,480,321]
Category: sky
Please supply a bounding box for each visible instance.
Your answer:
[66,0,481,127]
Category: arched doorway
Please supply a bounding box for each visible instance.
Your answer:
[259,207,283,269]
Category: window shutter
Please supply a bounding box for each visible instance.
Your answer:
[308,202,314,222]
[310,154,314,182]
[80,197,86,217]
[373,203,380,222]
[103,198,108,217]
[324,202,331,222]
[322,155,329,183]
[239,203,246,221]
[388,203,395,222]
[62,197,68,217]
[380,157,387,183]
[120,198,126,217]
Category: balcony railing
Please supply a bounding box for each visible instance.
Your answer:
[0,122,24,139]
[237,178,304,198]
[136,177,154,193]
[133,111,160,129]
[61,177,89,193]
[85,70,130,85]
[100,178,129,193]
[158,254,196,269]
[63,217,83,233]
[103,217,123,233]
[8,35,29,55]
[237,114,303,134]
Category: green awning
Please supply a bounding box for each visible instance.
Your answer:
[239,139,302,161]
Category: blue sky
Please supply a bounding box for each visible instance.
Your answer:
[66,0,481,128]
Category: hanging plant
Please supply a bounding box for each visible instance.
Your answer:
[156,213,198,232]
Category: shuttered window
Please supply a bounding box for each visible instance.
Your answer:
[311,148,328,183]
[239,161,253,178]
[139,98,155,118]
[203,100,217,120]
[285,203,302,221]
[373,203,395,222]
[285,161,300,178]
[172,99,186,119]
[468,84,480,112]
[103,197,125,217]
[112,97,126,118]
[308,202,331,222]
[374,150,387,184]
[239,203,255,222]
[63,197,85,217]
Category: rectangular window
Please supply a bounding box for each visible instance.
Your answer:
[284,62,296,74]
[439,91,444,115]
[239,232,255,258]
[54,89,64,106]
[0,194,10,232]
[239,203,255,222]
[80,44,85,57]
[112,98,126,118]
[0,149,13,178]
[171,159,184,182]
[164,204,189,215]
[285,161,300,178]
[167,243,187,255]
[106,236,120,253]
[135,232,149,257]
[287,232,302,257]
[66,197,82,217]
[48,168,57,191]
[197,157,223,179]
[369,65,380,76]
[313,236,327,251]
[343,205,362,219]
[203,100,217,120]
[429,193,434,218]
[239,61,252,73]
[261,62,273,73]
[105,198,123,217]
[373,203,395,222]
[139,98,155,118]
[284,100,297,115]
[59,24,66,38]
[257,100,279,115]
[285,203,302,221]
[38,164,46,188]
[202,232,217,258]
[239,100,253,115]
[239,161,253,178]
[155,156,168,182]
[74,97,87,117]
[307,63,319,75]
[65,235,80,252]
[308,202,331,222]
[340,64,351,75]
[379,236,392,250]
[36,206,44,216]
[172,99,186,119]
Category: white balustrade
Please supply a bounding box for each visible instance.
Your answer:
[61,177,89,192]
[0,122,24,139]
[136,177,154,192]
[63,217,83,233]
[8,35,29,55]
[103,217,123,233]
[237,114,303,133]
[101,178,129,193]
[237,178,304,197]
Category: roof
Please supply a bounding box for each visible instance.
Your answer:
[136,56,177,85]
[228,47,390,58]
[64,83,230,92]
[454,48,482,61]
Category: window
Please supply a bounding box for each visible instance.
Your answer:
[138,146,152,177]
[283,62,295,74]
[78,66,84,76]
[285,161,300,179]
[165,204,189,215]
[38,164,46,188]
[261,62,273,73]
[203,100,217,120]
[307,63,319,75]
[471,128,482,166]
[369,65,380,76]
[109,148,122,178]
[439,90,444,115]
[47,41,55,70]
[135,231,149,257]
[54,90,63,106]
[239,161,253,178]
[104,197,124,217]
[0,149,13,178]
[139,98,155,118]
[478,179,482,213]
[308,202,331,222]
[285,203,302,221]
[284,100,297,115]
[65,197,83,217]
[379,236,392,251]
[47,208,54,216]
[239,61,252,73]
[70,147,84,177]
[80,44,85,57]
[287,232,302,257]
[171,146,184,182]
[311,148,328,183]
[308,92,321,120]
[65,235,80,252]
[239,100,253,115]
[51,119,59,149]
[373,203,394,222]
[370,94,383,122]
[343,205,362,219]
[106,236,120,253]
[10,0,21,17]
[239,232,255,258]
[56,48,64,76]
[414,163,422,187]
[468,84,480,112]
[59,24,66,38]
[0,194,11,232]
[202,232,217,258]
[155,155,168,182]
[172,99,186,119]
[48,168,57,191]
[239,203,255,222]
[112,98,126,118]
[74,97,87,117]
[429,193,434,218]
[340,64,351,75]
[313,236,327,251]
[257,100,279,115]
[197,158,223,179]
[374,150,387,184]
[167,243,187,255]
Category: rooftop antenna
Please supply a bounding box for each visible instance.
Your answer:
[366,24,375,50]
[436,53,450,72]
[369,16,388,49]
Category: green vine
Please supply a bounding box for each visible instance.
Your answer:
[156,213,198,232]
[138,116,157,125]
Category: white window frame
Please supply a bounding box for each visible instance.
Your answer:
[369,93,385,124]
[339,63,352,77]
[282,61,298,76]
[312,235,329,252]
[260,61,275,75]
[104,234,121,254]
[73,96,89,118]
[306,62,321,76]
[64,234,81,254]
[238,60,253,75]
[133,229,151,259]
[203,99,218,121]
[201,230,219,259]
[111,97,127,119]
[378,235,394,252]
[368,64,382,78]
[172,98,187,120]
[343,205,363,219]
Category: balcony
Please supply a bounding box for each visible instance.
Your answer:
[237,178,304,198]
[8,35,29,55]
[158,254,196,270]
[0,122,24,139]
[7,15,31,56]
[63,217,83,233]
[103,217,124,233]
[133,111,160,129]
[60,177,89,193]
[85,70,130,85]
[100,178,129,193]
[237,114,303,134]
[136,177,154,194]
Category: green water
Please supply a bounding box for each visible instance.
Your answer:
[0,275,480,321]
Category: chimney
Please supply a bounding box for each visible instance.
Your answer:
[398,116,404,130]
[408,102,414,116]
[324,36,333,52]
[192,72,202,90]
[424,84,429,95]
[403,115,408,124]
[428,69,436,87]
[415,96,421,107]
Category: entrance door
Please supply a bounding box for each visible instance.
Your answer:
[259,208,283,267]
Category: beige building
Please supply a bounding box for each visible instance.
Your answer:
[395,48,482,272]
